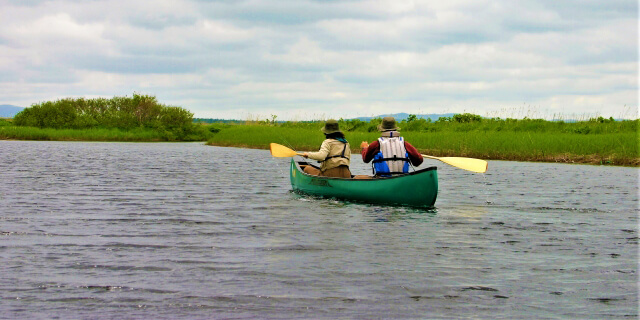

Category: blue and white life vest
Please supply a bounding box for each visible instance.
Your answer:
[372,134,410,176]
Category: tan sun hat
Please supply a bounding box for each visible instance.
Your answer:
[321,119,342,134]
[377,116,400,131]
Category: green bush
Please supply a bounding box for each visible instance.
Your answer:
[12,93,207,140]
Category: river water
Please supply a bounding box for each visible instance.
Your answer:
[0,141,637,319]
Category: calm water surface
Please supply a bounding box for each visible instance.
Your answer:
[0,141,637,319]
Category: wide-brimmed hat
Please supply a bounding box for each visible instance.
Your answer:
[321,119,342,134]
[377,116,400,131]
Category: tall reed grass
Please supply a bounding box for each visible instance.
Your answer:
[206,124,639,166]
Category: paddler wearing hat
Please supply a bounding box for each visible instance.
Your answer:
[360,116,423,177]
[301,119,352,178]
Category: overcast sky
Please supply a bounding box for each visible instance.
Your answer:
[1,0,637,120]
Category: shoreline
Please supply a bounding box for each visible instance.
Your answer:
[205,141,640,167]
[2,122,637,167]
[1,138,636,166]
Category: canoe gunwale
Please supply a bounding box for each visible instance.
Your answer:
[294,160,437,181]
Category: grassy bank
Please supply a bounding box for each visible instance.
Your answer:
[3,94,214,141]
[3,111,638,166]
[0,126,207,142]
[206,123,639,166]
[0,93,218,141]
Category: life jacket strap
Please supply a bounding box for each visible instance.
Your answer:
[372,155,410,163]
[322,141,348,161]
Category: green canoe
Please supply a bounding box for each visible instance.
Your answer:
[289,160,438,208]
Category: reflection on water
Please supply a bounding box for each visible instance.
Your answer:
[440,205,489,219]
[0,141,637,319]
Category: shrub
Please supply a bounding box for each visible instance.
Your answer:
[453,113,483,123]
[13,93,204,140]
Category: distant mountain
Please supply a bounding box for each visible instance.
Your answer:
[353,113,456,122]
[0,105,24,118]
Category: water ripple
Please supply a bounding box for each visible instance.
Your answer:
[0,141,637,320]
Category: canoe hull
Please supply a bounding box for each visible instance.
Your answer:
[289,160,438,208]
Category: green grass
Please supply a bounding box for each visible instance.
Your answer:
[2,114,638,166]
[0,126,185,142]
[207,125,639,166]
[206,125,326,150]
[400,131,637,165]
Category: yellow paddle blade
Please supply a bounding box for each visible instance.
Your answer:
[270,143,301,157]
[422,155,488,173]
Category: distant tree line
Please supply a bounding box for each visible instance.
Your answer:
[270,113,638,135]
[13,94,204,139]
[194,118,246,124]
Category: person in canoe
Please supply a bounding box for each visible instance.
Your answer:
[360,116,423,177]
[301,119,352,178]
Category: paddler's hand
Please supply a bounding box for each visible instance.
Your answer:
[360,141,369,149]
[302,152,309,158]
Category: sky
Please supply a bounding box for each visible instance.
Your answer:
[0,0,637,120]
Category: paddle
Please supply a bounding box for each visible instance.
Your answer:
[422,154,488,173]
[270,143,303,157]
[270,142,487,172]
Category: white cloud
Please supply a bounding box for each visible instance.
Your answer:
[0,0,636,119]
[1,12,112,65]
[10,13,104,41]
